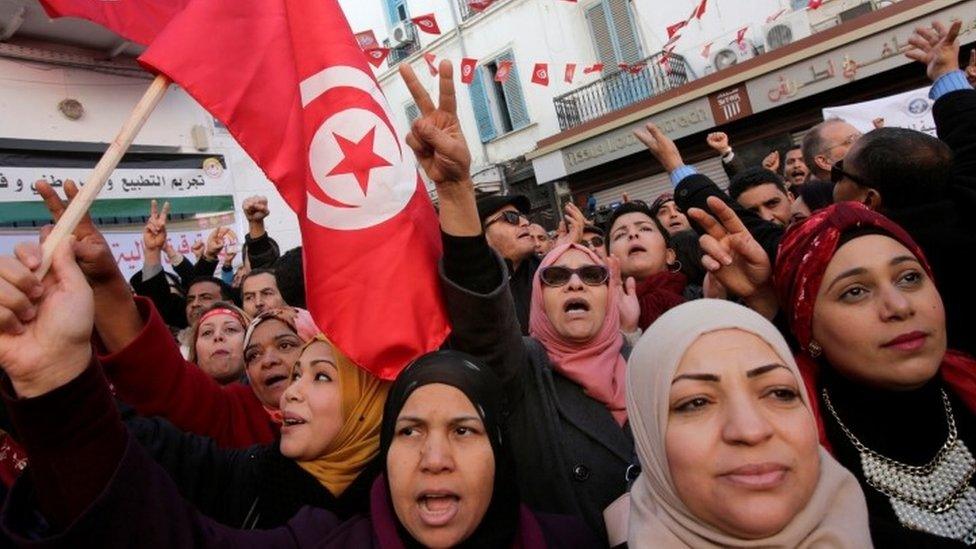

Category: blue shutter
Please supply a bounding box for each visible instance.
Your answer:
[384,0,406,27]
[497,51,531,129]
[469,66,497,143]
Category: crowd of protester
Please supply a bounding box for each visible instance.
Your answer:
[0,19,975,548]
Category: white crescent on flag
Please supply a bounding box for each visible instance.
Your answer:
[300,65,416,231]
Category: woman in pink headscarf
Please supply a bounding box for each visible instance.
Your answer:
[442,232,639,544]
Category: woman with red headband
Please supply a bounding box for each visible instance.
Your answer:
[771,201,976,546]
[187,302,250,385]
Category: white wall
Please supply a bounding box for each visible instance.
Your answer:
[0,55,302,252]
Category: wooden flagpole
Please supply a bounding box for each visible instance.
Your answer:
[36,73,171,278]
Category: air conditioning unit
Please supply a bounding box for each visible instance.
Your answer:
[838,2,874,23]
[762,10,812,52]
[390,21,416,48]
[710,38,757,72]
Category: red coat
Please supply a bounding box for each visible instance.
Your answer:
[635,271,688,330]
[98,297,278,448]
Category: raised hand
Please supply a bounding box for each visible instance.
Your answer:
[0,239,94,397]
[635,123,684,172]
[554,202,587,247]
[400,60,471,187]
[762,150,780,173]
[872,117,886,129]
[607,255,639,333]
[142,199,171,253]
[905,20,962,82]
[204,227,231,261]
[36,180,120,286]
[191,239,205,260]
[688,196,771,300]
[243,195,270,223]
[706,132,731,154]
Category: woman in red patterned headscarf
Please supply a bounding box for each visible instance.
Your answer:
[774,201,976,547]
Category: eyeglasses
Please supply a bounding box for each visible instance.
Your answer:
[484,210,526,228]
[819,132,862,155]
[580,235,604,249]
[830,159,869,186]
[539,265,610,287]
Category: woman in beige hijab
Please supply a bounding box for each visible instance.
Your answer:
[625,299,871,548]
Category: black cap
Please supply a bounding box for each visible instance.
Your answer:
[476,194,531,224]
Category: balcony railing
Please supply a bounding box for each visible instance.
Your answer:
[552,52,690,131]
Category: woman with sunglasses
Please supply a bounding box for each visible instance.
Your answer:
[399,60,638,543]
[604,201,689,331]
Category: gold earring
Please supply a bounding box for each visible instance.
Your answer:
[808,340,822,358]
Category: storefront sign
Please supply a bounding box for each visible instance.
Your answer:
[561,98,714,174]
[747,4,976,113]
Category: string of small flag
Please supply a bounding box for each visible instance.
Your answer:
[360,0,828,86]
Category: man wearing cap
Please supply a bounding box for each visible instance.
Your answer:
[649,193,691,235]
[476,194,539,334]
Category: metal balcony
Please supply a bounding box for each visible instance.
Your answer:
[552,52,690,131]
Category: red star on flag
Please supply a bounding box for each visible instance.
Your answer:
[327,127,391,195]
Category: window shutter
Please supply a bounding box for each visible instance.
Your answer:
[586,2,617,75]
[607,0,643,64]
[497,51,531,129]
[384,0,405,26]
[405,102,420,125]
[469,67,497,143]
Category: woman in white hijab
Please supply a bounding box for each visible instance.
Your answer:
[624,299,872,548]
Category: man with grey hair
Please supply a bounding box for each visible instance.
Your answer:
[801,118,862,179]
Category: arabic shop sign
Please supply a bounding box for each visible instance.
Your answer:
[747,2,976,113]
[0,150,232,203]
[562,98,715,174]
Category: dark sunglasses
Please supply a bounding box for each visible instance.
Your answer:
[539,265,610,287]
[830,159,869,186]
[485,210,526,228]
[581,235,605,249]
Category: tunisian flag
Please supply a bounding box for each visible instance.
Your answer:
[45,0,450,380]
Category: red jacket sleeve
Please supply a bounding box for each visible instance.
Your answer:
[98,296,278,448]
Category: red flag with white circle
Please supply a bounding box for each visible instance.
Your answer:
[531,63,549,86]
[460,58,478,84]
[410,13,441,35]
[139,0,449,380]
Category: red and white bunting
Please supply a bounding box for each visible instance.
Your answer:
[766,8,787,23]
[700,41,713,59]
[663,33,682,50]
[423,52,439,75]
[666,20,687,39]
[808,0,824,9]
[692,0,708,20]
[362,47,390,68]
[410,13,441,35]
[583,63,604,74]
[495,60,513,83]
[564,63,577,83]
[531,63,549,86]
[468,0,494,11]
[736,26,749,45]
[618,62,646,74]
[460,57,478,84]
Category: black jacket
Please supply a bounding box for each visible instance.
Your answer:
[123,408,378,529]
[893,88,976,356]
[508,254,541,335]
[441,238,632,543]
